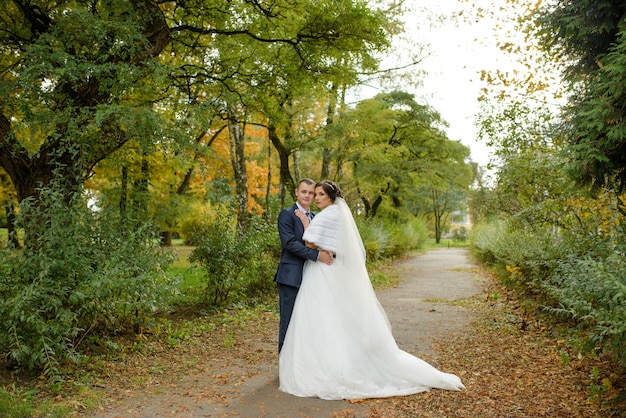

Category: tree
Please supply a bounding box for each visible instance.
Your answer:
[227,104,250,231]
[0,1,170,204]
[330,91,471,220]
[0,0,396,247]
[536,1,626,192]
[426,186,464,244]
[408,138,472,243]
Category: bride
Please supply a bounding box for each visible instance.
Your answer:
[279,180,465,400]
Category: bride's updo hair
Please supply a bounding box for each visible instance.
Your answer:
[316,180,343,202]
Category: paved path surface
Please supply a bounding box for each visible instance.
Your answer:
[91,248,482,417]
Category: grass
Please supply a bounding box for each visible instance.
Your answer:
[0,388,33,418]
[0,385,74,418]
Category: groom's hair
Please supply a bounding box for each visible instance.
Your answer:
[297,178,315,188]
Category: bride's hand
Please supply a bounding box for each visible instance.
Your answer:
[295,209,309,227]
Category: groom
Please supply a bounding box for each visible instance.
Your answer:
[275,178,334,352]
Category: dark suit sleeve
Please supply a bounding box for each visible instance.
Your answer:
[278,208,319,261]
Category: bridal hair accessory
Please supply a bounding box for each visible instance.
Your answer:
[319,180,344,200]
[322,180,336,191]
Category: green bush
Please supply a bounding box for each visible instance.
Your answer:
[389,216,429,255]
[471,220,572,291]
[177,201,205,245]
[471,216,626,365]
[547,243,626,366]
[0,187,175,376]
[189,209,279,305]
[359,219,392,260]
[358,216,427,260]
[452,226,468,242]
[245,221,282,299]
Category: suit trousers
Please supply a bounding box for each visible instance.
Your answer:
[277,282,299,352]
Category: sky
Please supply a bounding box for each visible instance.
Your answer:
[408,2,496,166]
[408,0,521,168]
[353,0,519,167]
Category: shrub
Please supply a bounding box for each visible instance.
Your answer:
[452,226,468,242]
[546,243,626,365]
[177,201,206,245]
[243,219,282,300]
[471,214,626,366]
[471,220,573,291]
[359,219,392,260]
[0,187,175,376]
[189,209,279,305]
[358,216,427,261]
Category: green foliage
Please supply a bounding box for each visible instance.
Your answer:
[473,31,626,365]
[546,242,626,366]
[0,187,175,376]
[177,202,207,246]
[471,220,564,289]
[452,226,468,242]
[536,1,623,79]
[358,216,428,260]
[330,91,472,222]
[562,30,626,191]
[189,208,279,306]
[471,213,626,366]
[536,1,626,191]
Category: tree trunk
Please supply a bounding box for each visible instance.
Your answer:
[432,189,442,244]
[292,151,300,183]
[133,154,149,218]
[268,123,295,207]
[361,196,371,218]
[228,105,249,232]
[265,136,273,221]
[321,83,339,179]
[160,230,173,246]
[0,141,86,249]
[285,107,300,183]
[370,195,383,219]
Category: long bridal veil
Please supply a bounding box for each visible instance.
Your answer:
[333,197,394,341]
[335,197,365,265]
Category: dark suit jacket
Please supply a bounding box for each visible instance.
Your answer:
[274,204,319,288]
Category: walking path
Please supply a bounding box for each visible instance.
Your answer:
[90,247,482,417]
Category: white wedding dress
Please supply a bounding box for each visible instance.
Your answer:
[279,198,464,400]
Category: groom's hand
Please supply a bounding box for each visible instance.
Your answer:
[318,250,334,265]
